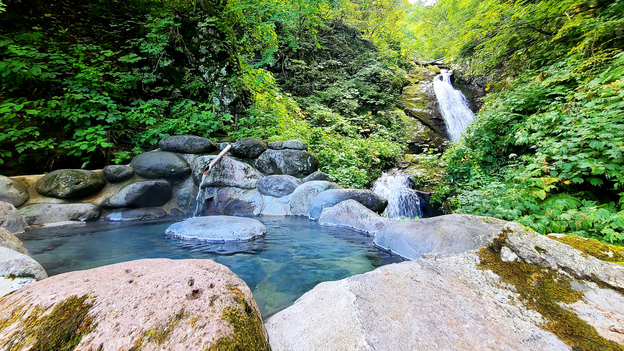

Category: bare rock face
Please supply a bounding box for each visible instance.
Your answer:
[0,259,270,351]
[35,169,106,199]
[0,201,29,234]
[0,175,29,207]
[0,227,28,255]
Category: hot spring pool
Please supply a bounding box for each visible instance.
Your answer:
[20,216,403,317]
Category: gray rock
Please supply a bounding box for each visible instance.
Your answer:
[261,196,289,216]
[257,175,302,197]
[102,165,134,183]
[159,135,216,154]
[308,189,388,221]
[223,189,264,217]
[0,227,28,255]
[302,171,331,183]
[265,252,568,351]
[193,156,263,189]
[231,138,267,158]
[19,203,101,225]
[268,139,309,150]
[255,149,319,176]
[101,180,172,209]
[165,216,266,242]
[130,151,191,179]
[373,214,507,260]
[35,169,106,199]
[319,200,393,235]
[290,181,342,216]
[172,175,199,212]
[0,201,29,234]
[105,208,168,222]
[219,142,231,151]
[0,247,47,280]
[0,175,29,207]
[0,276,37,297]
[267,141,284,150]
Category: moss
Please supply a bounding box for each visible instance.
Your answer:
[129,309,187,351]
[0,294,96,351]
[478,246,624,350]
[207,285,270,351]
[551,235,624,266]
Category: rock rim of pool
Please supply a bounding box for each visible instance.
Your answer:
[165,215,266,242]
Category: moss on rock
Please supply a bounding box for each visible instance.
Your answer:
[550,235,624,266]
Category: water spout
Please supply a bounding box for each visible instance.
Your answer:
[433,69,474,141]
[193,144,232,217]
[372,170,423,219]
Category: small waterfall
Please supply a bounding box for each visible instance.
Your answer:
[372,170,423,219]
[193,173,208,217]
[433,69,474,141]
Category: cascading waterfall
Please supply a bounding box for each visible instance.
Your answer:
[433,69,474,141]
[372,170,423,219]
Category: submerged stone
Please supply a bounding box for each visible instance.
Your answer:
[165,216,266,242]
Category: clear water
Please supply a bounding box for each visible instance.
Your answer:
[20,217,403,317]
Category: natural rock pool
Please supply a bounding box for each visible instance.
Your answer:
[20,216,403,317]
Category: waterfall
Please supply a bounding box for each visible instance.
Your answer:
[433,69,474,141]
[193,173,208,217]
[372,170,423,219]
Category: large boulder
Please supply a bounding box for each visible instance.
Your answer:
[101,180,172,209]
[105,208,168,222]
[373,214,507,260]
[158,135,216,154]
[0,259,270,350]
[254,150,319,176]
[19,203,101,225]
[165,216,266,242]
[319,200,393,235]
[223,190,264,217]
[261,196,290,216]
[257,175,302,198]
[193,156,263,189]
[307,189,388,221]
[289,181,342,216]
[268,139,309,151]
[102,165,134,183]
[231,138,267,158]
[0,247,47,280]
[130,151,191,179]
[302,171,331,183]
[35,169,105,199]
[0,201,29,233]
[0,227,28,255]
[0,175,29,207]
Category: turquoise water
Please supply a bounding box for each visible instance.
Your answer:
[20,216,402,317]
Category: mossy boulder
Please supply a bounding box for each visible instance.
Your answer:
[35,169,105,199]
[231,138,267,159]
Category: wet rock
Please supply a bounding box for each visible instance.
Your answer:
[373,214,507,260]
[0,227,28,255]
[158,135,216,154]
[0,259,269,350]
[0,175,29,207]
[19,203,101,225]
[193,156,263,189]
[223,190,263,217]
[307,189,387,221]
[166,216,266,242]
[105,208,168,222]
[261,196,289,216]
[172,176,199,212]
[319,200,393,235]
[0,247,47,280]
[130,151,191,179]
[35,169,106,199]
[231,138,267,158]
[302,171,331,183]
[289,181,342,216]
[257,175,301,198]
[255,150,319,176]
[101,180,172,209]
[0,201,29,234]
[102,165,134,183]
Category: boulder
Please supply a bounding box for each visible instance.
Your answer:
[257,175,302,198]
[223,190,264,217]
[289,181,342,216]
[35,169,106,199]
[231,138,267,158]
[307,189,388,221]
[0,175,29,207]
[0,201,29,234]
[261,196,289,216]
[166,216,266,242]
[172,175,199,212]
[0,227,28,255]
[193,156,263,189]
[105,208,168,222]
[0,259,270,350]
[302,171,331,183]
[373,214,507,260]
[0,247,47,280]
[101,180,172,209]
[19,203,101,225]
[158,135,216,154]
[319,200,393,235]
[130,151,191,179]
[254,150,319,176]
[102,165,134,183]
[268,140,309,150]
[0,276,37,297]
[219,142,231,151]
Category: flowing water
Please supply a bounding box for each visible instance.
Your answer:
[372,170,423,219]
[433,69,475,141]
[193,173,207,217]
[20,217,402,317]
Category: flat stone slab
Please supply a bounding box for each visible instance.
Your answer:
[19,203,101,225]
[165,215,266,242]
[105,208,168,222]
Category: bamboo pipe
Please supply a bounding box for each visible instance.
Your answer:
[203,144,232,175]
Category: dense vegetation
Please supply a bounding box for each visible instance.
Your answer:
[406,0,624,243]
